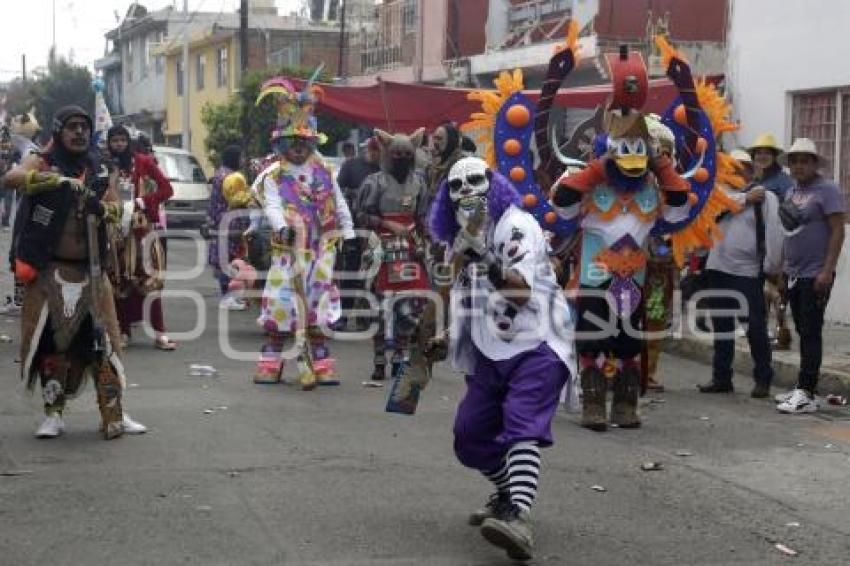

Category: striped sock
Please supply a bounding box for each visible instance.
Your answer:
[507,441,541,513]
[483,459,510,494]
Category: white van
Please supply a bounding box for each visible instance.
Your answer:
[153,145,210,229]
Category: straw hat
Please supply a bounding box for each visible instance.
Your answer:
[748,132,784,155]
[729,148,752,164]
[785,137,824,162]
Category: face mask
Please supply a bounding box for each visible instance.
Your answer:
[390,156,414,182]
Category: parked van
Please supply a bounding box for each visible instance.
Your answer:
[153,145,209,230]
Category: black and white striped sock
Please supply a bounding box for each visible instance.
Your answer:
[483,459,510,494]
[507,441,541,513]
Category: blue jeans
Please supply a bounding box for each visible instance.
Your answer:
[706,270,773,385]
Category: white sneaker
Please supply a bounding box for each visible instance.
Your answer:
[774,390,795,404]
[220,295,247,311]
[777,389,817,414]
[35,413,65,438]
[122,413,147,434]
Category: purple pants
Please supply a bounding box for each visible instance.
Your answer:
[453,342,569,473]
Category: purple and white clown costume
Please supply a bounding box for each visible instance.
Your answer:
[430,157,575,559]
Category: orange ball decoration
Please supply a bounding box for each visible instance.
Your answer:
[544,211,558,225]
[687,192,699,205]
[673,104,688,125]
[509,166,527,182]
[506,104,530,128]
[695,136,708,154]
[503,138,522,156]
[693,167,710,183]
[522,193,538,208]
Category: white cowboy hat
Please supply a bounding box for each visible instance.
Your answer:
[785,137,824,162]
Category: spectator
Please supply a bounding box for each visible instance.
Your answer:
[748,133,794,200]
[697,151,783,398]
[775,138,846,414]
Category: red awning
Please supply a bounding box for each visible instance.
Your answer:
[287,77,684,132]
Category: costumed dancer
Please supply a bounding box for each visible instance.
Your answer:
[429,156,575,561]
[550,36,741,431]
[356,128,433,412]
[106,125,176,351]
[3,106,146,439]
[251,73,355,388]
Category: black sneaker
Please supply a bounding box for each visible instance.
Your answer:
[468,492,511,526]
[750,382,770,399]
[697,381,734,393]
[480,504,534,561]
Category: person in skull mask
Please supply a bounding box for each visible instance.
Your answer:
[107,124,175,351]
[4,105,145,439]
[356,128,432,388]
[428,156,575,561]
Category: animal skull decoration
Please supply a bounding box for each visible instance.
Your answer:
[447,157,490,228]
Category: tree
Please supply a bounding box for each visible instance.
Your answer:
[200,97,242,166]
[27,52,94,144]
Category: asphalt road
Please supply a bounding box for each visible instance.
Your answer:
[1,238,849,566]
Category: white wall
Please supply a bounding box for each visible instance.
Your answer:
[727,0,850,147]
[727,0,850,324]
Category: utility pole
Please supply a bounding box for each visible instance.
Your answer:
[239,0,249,143]
[21,54,26,83]
[181,0,190,150]
[337,0,347,79]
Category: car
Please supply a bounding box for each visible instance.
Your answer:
[153,145,210,231]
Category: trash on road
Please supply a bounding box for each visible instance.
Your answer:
[203,409,214,415]
[675,450,693,457]
[640,462,664,471]
[196,505,213,512]
[227,471,240,478]
[825,394,847,406]
[590,485,607,492]
[362,381,383,388]
[774,543,798,557]
[0,469,33,476]
[785,522,800,528]
[699,416,710,421]
[129,383,139,388]
[189,364,218,376]
[0,334,12,343]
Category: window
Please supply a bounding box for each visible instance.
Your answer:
[196,53,206,91]
[155,151,207,183]
[791,90,850,199]
[154,30,165,75]
[141,35,149,79]
[216,46,228,88]
[402,0,417,34]
[176,59,184,96]
[126,40,134,83]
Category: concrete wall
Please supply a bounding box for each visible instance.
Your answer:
[727,0,850,323]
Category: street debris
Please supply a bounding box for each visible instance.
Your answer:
[649,398,666,404]
[203,409,214,415]
[699,416,710,421]
[362,381,383,388]
[774,543,798,557]
[227,471,240,478]
[0,334,12,343]
[590,485,607,492]
[825,394,847,406]
[0,469,33,477]
[189,364,218,376]
[196,505,213,512]
[675,450,693,457]
[640,462,664,471]
[785,522,801,528]
[129,383,139,388]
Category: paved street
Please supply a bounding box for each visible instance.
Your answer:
[2,238,850,566]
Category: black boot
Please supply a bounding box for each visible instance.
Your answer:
[697,381,734,393]
[611,366,641,428]
[580,366,607,431]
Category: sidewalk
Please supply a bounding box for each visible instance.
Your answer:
[663,315,850,398]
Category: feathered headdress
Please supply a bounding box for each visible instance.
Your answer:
[256,65,327,145]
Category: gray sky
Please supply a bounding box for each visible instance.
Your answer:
[0,0,305,80]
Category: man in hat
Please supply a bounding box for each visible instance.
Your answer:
[252,77,355,387]
[697,149,783,398]
[749,133,794,200]
[775,138,845,413]
[749,133,795,349]
[3,105,145,439]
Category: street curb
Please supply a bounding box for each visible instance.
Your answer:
[663,336,850,398]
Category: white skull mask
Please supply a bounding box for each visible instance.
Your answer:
[447,157,489,227]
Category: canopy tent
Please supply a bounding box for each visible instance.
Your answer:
[286,77,690,132]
